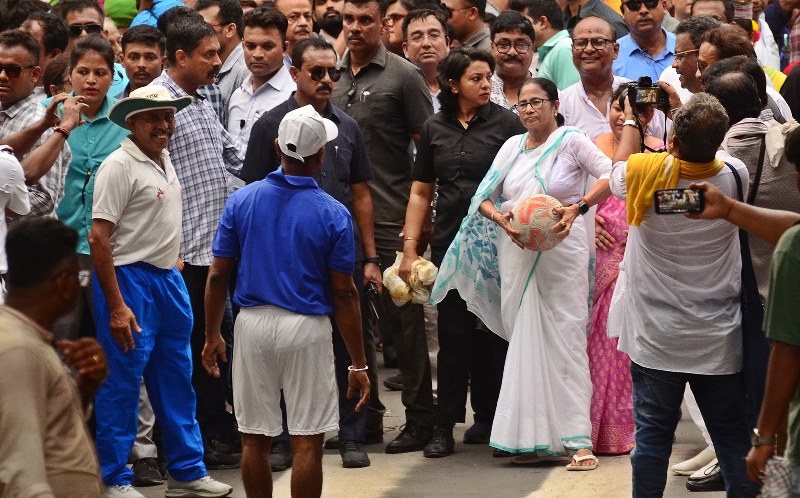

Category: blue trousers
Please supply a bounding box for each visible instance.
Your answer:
[630,362,759,498]
[94,263,206,485]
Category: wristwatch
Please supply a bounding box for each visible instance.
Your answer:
[751,428,776,447]
[364,257,381,265]
[577,199,589,216]
[623,119,638,128]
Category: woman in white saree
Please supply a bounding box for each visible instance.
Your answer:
[431,78,612,469]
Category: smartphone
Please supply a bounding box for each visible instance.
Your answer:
[654,187,704,214]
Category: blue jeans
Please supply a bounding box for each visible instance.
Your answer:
[630,362,759,498]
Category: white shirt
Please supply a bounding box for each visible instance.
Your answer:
[608,150,748,375]
[756,13,782,70]
[92,138,182,270]
[767,86,794,121]
[227,66,296,153]
[0,148,29,274]
[559,75,669,141]
[659,66,694,104]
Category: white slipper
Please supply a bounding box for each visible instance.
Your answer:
[689,458,719,480]
[565,453,598,471]
[671,448,716,476]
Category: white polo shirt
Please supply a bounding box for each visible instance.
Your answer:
[92,137,182,270]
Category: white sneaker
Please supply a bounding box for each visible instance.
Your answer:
[105,485,145,498]
[689,457,720,480]
[671,448,716,476]
[165,475,233,497]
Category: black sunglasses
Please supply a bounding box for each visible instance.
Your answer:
[622,0,660,9]
[0,64,36,78]
[68,23,103,38]
[307,66,342,82]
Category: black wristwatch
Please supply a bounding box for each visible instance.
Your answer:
[751,428,776,447]
[364,257,381,265]
[577,199,590,216]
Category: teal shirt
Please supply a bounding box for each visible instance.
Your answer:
[49,96,128,254]
[537,30,580,91]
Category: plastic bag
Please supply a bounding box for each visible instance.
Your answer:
[382,252,439,306]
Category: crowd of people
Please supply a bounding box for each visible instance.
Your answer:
[2,0,800,496]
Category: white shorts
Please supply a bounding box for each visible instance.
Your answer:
[232,305,338,436]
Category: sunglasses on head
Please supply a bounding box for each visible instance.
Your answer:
[0,64,36,78]
[622,0,660,10]
[307,66,342,82]
[68,23,103,38]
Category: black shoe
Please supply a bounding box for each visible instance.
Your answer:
[207,436,241,457]
[132,457,163,487]
[463,421,491,445]
[686,463,725,492]
[383,373,404,391]
[324,435,340,450]
[339,440,371,468]
[385,421,433,454]
[269,441,293,472]
[365,412,385,445]
[423,426,455,458]
[203,436,241,470]
[493,448,513,458]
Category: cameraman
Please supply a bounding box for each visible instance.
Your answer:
[608,92,759,498]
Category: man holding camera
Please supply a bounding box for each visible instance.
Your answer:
[608,92,758,497]
[241,37,381,469]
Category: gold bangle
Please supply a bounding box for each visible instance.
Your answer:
[404,236,416,241]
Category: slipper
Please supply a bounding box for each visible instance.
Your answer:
[566,453,598,471]
[511,454,570,465]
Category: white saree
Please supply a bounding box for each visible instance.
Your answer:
[432,126,609,454]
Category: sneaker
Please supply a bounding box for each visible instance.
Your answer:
[132,457,163,487]
[339,439,371,468]
[382,373,404,391]
[385,421,433,454]
[423,426,455,458]
[463,421,491,445]
[165,475,233,497]
[203,437,241,470]
[106,485,145,498]
[269,440,293,472]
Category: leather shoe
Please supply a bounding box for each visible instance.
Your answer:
[269,441,293,472]
[383,373,404,391]
[203,438,240,470]
[324,435,340,450]
[686,462,725,492]
[132,457,162,487]
[339,440,371,468]
[385,421,433,454]
[423,426,455,458]
[463,421,491,444]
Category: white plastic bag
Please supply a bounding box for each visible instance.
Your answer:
[382,252,439,306]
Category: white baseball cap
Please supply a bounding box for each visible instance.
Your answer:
[278,105,338,163]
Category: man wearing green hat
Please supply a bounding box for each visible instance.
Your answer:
[88,85,234,498]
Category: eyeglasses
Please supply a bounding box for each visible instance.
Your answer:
[494,40,532,54]
[622,0,660,10]
[513,98,549,111]
[306,66,342,82]
[408,31,445,43]
[383,12,406,26]
[68,23,103,38]
[0,64,37,78]
[696,60,709,74]
[572,37,615,51]
[673,48,699,61]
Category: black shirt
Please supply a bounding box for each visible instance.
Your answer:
[412,102,525,251]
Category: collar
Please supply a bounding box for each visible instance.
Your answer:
[538,29,571,57]
[120,136,170,170]
[267,166,320,188]
[577,74,627,100]
[565,0,599,17]
[160,69,193,99]
[341,43,388,70]
[445,101,494,126]
[462,26,490,48]
[0,92,39,118]
[0,306,53,345]
[242,65,293,96]
[220,43,244,75]
[620,29,675,58]
[287,93,342,123]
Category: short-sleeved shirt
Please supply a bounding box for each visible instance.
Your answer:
[0,149,30,273]
[412,103,524,251]
[330,44,433,226]
[564,0,629,39]
[212,168,354,315]
[52,96,128,255]
[612,30,676,82]
[537,30,581,90]
[764,224,800,465]
[92,138,182,269]
[241,95,372,260]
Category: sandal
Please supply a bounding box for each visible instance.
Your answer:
[511,453,570,465]
[565,453,598,471]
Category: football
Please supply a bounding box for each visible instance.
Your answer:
[510,194,564,251]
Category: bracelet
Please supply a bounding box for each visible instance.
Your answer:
[622,119,638,128]
[404,236,416,241]
[54,126,70,138]
[491,211,500,223]
[347,365,369,372]
[364,256,380,265]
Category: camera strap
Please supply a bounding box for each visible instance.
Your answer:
[746,136,767,206]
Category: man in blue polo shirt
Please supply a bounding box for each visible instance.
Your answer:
[202,104,371,498]
[613,0,676,81]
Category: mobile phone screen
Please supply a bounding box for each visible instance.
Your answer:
[654,188,704,214]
